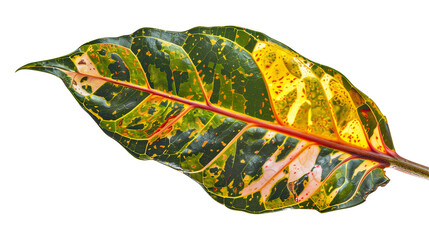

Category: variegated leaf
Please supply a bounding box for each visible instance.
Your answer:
[20,26,427,213]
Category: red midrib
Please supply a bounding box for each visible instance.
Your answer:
[63,68,396,166]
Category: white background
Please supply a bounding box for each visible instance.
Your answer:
[2,0,429,239]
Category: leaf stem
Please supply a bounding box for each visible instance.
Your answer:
[387,155,429,180]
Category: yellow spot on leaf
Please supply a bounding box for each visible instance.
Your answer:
[339,119,370,149]
[369,126,386,153]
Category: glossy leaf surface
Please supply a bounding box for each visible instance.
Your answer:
[20,26,395,213]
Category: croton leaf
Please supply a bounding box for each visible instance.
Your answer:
[18,26,429,213]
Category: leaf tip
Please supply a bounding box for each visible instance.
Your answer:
[15,59,74,80]
[16,62,36,72]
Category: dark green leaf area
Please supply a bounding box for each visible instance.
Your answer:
[132,28,188,46]
[241,132,286,181]
[172,70,189,95]
[235,30,258,53]
[275,137,299,162]
[182,34,216,86]
[98,49,107,56]
[182,118,247,167]
[327,159,372,207]
[322,168,389,212]
[187,26,242,44]
[82,83,149,121]
[166,129,197,154]
[131,37,173,90]
[187,27,259,52]
[146,138,170,157]
[267,176,291,202]
[211,154,236,192]
[107,53,130,81]
[183,34,274,122]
